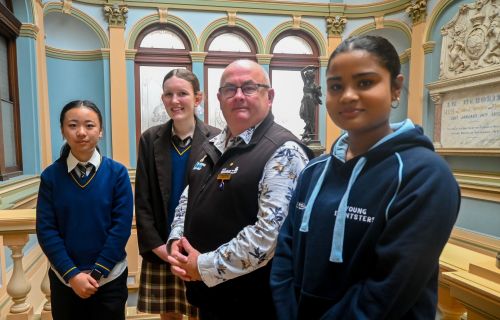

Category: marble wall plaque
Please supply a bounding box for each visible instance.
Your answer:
[441,84,500,148]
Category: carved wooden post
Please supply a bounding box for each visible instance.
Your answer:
[4,233,33,320]
[40,260,52,320]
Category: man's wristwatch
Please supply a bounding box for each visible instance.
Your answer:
[90,269,103,281]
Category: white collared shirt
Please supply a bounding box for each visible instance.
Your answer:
[67,149,101,175]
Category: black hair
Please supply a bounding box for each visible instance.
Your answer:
[59,100,103,158]
[162,68,200,93]
[327,35,402,89]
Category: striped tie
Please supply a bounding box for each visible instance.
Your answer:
[76,163,92,178]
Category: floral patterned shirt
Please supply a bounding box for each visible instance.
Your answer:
[168,126,310,287]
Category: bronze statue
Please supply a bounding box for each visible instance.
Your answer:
[300,65,322,143]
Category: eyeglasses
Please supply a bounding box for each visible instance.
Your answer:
[218,83,270,98]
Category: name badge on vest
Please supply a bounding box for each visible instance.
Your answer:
[217,165,239,191]
[193,155,207,171]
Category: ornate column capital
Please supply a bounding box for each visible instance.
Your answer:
[406,0,427,24]
[256,54,273,65]
[104,4,128,28]
[190,51,208,63]
[326,16,347,37]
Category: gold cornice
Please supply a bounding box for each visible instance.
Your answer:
[437,149,500,157]
[68,0,410,18]
[45,46,110,60]
[453,170,500,203]
[19,24,39,39]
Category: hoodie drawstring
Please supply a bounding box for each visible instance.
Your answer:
[299,157,331,232]
[330,157,367,262]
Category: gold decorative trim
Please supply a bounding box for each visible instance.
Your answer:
[19,24,39,39]
[326,15,347,37]
[199,17,265,53]
[227,11,237,26]
[423,41,435,54]
[437,148,500,156]
[256,53,273,64]
[292,15,301,29]
[158,8,168,24]
[400,48,411,64]
[319,56,329,67]
[406,0,427,25]
[125,49,137,60]
[190,51,208,63]
[374,16,384,29]
[104,4,128,28]
[265,20,327,56]
[43,3,109,48]
[126,13,198,51]
[453,170,500,203]
[62,0,72,14]
[45,46,110,61]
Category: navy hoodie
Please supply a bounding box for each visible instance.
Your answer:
[270,119,460,320]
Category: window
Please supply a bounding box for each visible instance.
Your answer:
[134,24,192,140]
[270,31,320,140]
[0,0,22,180]
[204,27,257,129]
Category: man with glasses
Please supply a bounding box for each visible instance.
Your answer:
[167,59,313,319]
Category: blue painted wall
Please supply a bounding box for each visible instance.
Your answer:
[46,58,108,161]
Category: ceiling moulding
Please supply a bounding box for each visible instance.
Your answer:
[69,0,410,18]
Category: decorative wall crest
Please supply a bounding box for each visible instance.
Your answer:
[406,0,427,24]
[440,0,500,78]
[326,16,346,37]
[103,4,128,27]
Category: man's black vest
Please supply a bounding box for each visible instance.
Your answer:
[184,113,312,316]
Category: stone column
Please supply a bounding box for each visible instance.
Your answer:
[104,4,130,167]
[325,15,346,149]
[33,1,52,169]
[406,0,428,125]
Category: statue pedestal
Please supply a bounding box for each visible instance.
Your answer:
[305,140,326,158]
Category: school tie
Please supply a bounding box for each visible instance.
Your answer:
[76,163,93,178]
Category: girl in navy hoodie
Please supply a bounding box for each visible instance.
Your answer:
[270,36,460,320]
[36,100,133,320]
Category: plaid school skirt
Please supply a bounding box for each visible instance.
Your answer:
[137,259,199,317]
